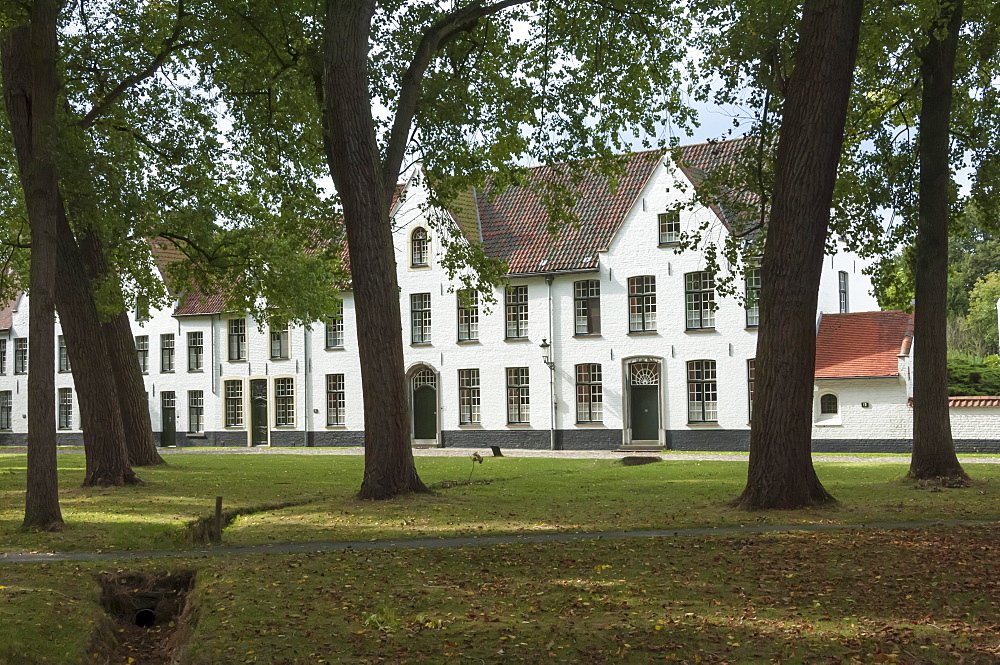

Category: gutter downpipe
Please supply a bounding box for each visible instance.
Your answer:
[303,324,310,447]
[546,274,557,450]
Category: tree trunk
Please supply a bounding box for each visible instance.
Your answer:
[910,0,967,481]
[79,233,164,467]
[1,2,64,530]
[322,0,427,499]
[734,0,863,510]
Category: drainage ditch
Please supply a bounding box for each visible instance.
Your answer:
[92,569,197,665]
[186,497,325,544]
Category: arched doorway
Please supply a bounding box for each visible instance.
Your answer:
[411,367,439,446]
[627,360,661,446]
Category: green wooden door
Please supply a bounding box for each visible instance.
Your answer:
[250,379,268,446]
[160,391,176,447]
[413,385,437,440]
[630,385,659,441]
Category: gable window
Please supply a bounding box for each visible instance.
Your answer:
[574,280,601,335]
[687,360,718,423]
[576,363,603,423]
[187,331,203,371]
[14,338,27,374]
[411,227,429,267]
[628,276,656,332]
[274,378,294,427]
[505,286,528,339]
[658,211,680,244]
[458,369,480,424]
[270,324,289,359]
[58,388,73,429]
[161,334,175,372]
[747,359,756,421]
[411,293,431,343]
[0,391,10,430]
[457,290,479,341]
[135,336,149,373]
[326,374,345,426]
[188,391,204,433]
[0,339,6,374]
[228,318,246,361]
[326,302,344,348]
[224,380,244,427]
[58,335,71,372]
[506,367,530,423]
[838,271,849,313]
[685,272,716,330]
[745,267,761,327]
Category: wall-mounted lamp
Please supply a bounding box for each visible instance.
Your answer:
[539,338,554,369]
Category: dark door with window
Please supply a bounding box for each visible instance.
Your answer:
[250,379,268,446]
[160,391,176,447]
[413,385,437,441]
[630,385,659,441]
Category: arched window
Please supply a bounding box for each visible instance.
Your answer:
[820,393,838,415]
[411,227,428,267]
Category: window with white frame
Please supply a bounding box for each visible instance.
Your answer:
[658,210,680,244]
[628,276,656,332]
[747,358,756,421]
[326,302,344,348]
[685,272,716,329]
[326,374,345,426]
[270,324,289,359]
[411,227,429,267]
[58,387,73,429]
[0,391,11,430]
[14,338,27,374]
[411,293,431,343]
[687,360,718,423]
[188,391,204,433]
[187,331,203,371]
[135,335,149,373]
[838,271,849,313]
[58,335,71,372]
[506,367,529,423]
[457,290,479,341]
[574,280,601,334]
[458,369,480,424]
[505,286,528,338]
[0,339,6,374]
[161,334,175,372]
[274,378,295,426]
[228,318,246,360]
[575,363,603,423]
[745,267,761,327]
[224,380,244,427]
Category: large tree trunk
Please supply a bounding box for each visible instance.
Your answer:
[322,0,427,499]
[1,2,64,530]
[734,0,863,510]
[910,0,967,481]
[79,233,164,467]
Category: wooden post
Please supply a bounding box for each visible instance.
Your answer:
[213,496,223,544]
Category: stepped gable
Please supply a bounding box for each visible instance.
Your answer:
[815,310,914,379]
[474,150,663,275]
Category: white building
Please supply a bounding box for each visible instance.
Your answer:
[4,141,992,452]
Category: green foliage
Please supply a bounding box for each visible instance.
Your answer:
[947,350,1000,395]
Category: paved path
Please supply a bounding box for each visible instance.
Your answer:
[1,519,996,565]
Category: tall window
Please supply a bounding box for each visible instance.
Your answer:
[228,318,246,361]
[411,227,429,266]
[574,280,601,334]
[326,302,344,348]
[161,334,175,372]
[0,339,6,374]
[0,391,11,430]
[457,290,479,341]
[687,360,718,423]
[58,388,73,429]
[224,380,243,427]
[188,391,204,433]
[628,276,656,332]
[326,374,345,426]
[505,286,528,338]
[14,338,27,374]
[458,369,480,424]
[270,324,289,359]
[187,331,203,371]
[747,359,756,421]
[506,367,530,423]
[838,271,849,313]
[576,363,603,423]
[658,211,680,244]
[745,267,761,327]
[135,335,149,373]
[274,378,294,426]
[411,293,432,343]
[685,272,716,329]
[58,335,71,372]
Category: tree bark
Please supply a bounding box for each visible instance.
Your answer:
[1,2,64,530]
[734,0,863,510]
[909,0,967,481]
[322,0,427,499]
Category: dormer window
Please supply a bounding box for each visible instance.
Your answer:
[411,227,428,267]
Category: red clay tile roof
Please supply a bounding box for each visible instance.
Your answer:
[676,139,760,231]
[815,311,913,379]
[946,396,1000,408]
[0,293,21,331]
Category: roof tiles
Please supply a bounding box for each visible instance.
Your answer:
[815,310,913,379]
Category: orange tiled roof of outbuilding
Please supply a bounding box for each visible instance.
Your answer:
[815,310,913,379]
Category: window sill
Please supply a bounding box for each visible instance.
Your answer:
[325,424,347,429]
[409,264,430,270]
[745,326,759,331]
[504,337,531,342]
[814,421,842,427]
[687,422,720,426]
[161,371,175,374]
[410,342,433,348]
[458,423,483,428]
[13,373,25,376]
[506,423,532,428]
[270,357,290,361]
[227,359,247,363]
[627,330,658,336]
[658,241,681,248]
[573,333,602,339]
[274,425,296,429]
[575,422,606,427]
[684,328,717,334]
[224,426,246,430]
[188,369,204,373]
[456,339,480,345]
[58,370,71,374]
[325,346,345,351]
